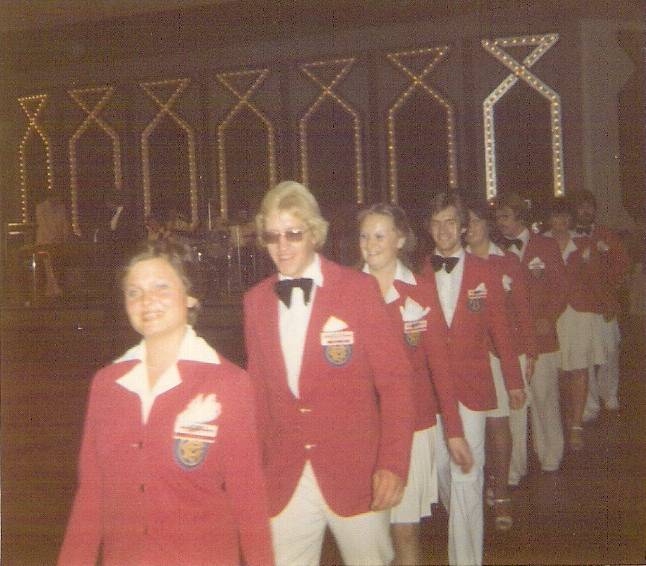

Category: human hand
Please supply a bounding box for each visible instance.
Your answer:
[508,388,526,410]
[447,437,474,474]
[371,469,405,511]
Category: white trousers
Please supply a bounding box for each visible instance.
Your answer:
[437,404,486,566]
[585,317,621,414]
[509,354,530,485]
[271,462,393,566]
[529,351,563,472]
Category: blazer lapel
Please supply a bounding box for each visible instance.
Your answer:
[298,259,338,399]
[449,255,473,335]
[259,279,294,398]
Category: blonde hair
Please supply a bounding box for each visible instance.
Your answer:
[357,203,416,268]
[255,181,329,249]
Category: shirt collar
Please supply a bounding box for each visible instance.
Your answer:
[362,260,416,304]
[115,326,220,396]
[278,253,324,288]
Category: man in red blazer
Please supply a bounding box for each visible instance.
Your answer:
[572,190,630,419]
[244,181,415,566]
[421,192,524,566]
[494,192,567,473]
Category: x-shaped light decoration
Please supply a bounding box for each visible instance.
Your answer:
[299,57,365,204]
[387,46,457,202]
[140,78,198,228]
[481,34,563,200]
[18,94,53,223]
[68,86,122,236]
[216,68,276,219]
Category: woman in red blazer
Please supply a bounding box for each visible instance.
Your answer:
[58,240,273,566]
[465,200,537,532]
[358,203,472,565]
[545,198,605,451]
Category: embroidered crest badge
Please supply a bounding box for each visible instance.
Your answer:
[528,256,545,279]
[321,316,353,366]
[400,297,430,348]
[173,393,221,470]
[467,283,487,312]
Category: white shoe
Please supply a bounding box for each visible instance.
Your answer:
[605,398,619,411]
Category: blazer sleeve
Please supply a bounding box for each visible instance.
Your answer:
[360,276,415,481]
[541,238,568,325]
[482,265,524,392]
[599,228,631,290]
[221,371,275,566]
[508,255,538,359]
[243,291,272,462]
[57,375,104,566]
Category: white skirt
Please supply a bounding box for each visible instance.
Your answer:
[484,352,510,418]
[557,305,606,371]
[390,426,438,524]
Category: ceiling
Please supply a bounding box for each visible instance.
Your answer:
[0,0,232,33]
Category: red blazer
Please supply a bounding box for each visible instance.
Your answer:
[421,253,523,411]
[59,359,273,566]
[387,276,463,438]
[244,257,415,517]
[576,225,630,317]
[488,250,538,359]
[562,236,604,314]
[520,233,567,354]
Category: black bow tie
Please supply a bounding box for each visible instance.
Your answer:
[274,278,313,308]
[430,255,459,274]
[576,226,592,236]
[504,238,523,250]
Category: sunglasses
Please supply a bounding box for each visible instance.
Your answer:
[262,228,309,244]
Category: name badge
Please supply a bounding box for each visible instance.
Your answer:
[321,330,354,366]
[404,319,428,334]
[321,330,354,346]
[173,423,218,444]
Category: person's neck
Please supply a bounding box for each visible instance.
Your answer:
[436,245,462,258]
[368,261,397,299]
[144,327,186,389]
[469,239,490,259]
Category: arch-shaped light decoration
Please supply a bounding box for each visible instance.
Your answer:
[140,78,198,229]
[299,57,365,204]
[481,34,564,200]
[17,94,54,224]
[386,46,457,203]
[68,86,122,236]
[215,68,276,220]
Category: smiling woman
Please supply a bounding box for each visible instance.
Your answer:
[57,239,274,566]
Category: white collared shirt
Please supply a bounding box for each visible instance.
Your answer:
[435,247,465,327]
[279,254,324,398]
[362,259,417,304]
[115,326,220,424]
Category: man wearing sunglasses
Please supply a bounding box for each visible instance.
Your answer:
[243,181,415,566]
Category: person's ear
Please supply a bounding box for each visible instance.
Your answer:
[187,296,198,308]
